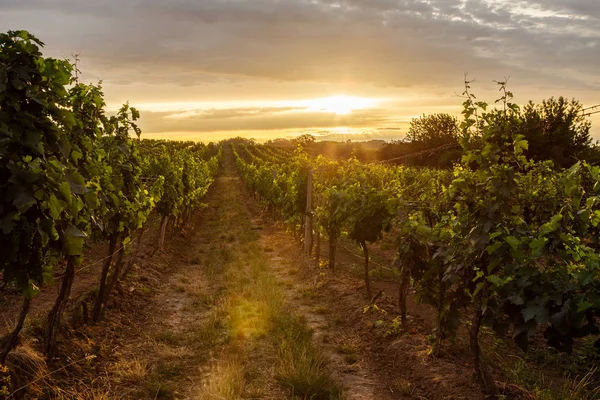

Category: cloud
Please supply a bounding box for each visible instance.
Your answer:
[164,107,301,120]
[2,0,599,90]
[137,107,394,133]
[1,0,599,139]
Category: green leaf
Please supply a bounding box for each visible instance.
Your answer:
[12,76,26,90]
[83,190,100,209]
[487,275,509,287]
[528,237,547,258]
[515,139,529,151]
[550,309,570,336]
[58,138,71,160]
[23,279,40,299]
[472,281,485,298]
[13,189,36,212]
[64,225,87,256]
[507,293,524,306]
[486,241,503,255]
[523,306,539,322]
[505,236,521,250]
[71,148,83,163]
[576,301,593,313]
[46,194,62,219]
[42,265,54,285]
[67,169,86,194]
[489,231,502,240]
[540,213,562,235]
[58,181,72,201]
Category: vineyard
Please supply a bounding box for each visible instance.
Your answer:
[0,31,221,396]
[1,30,600,399]
[231,83,600,396]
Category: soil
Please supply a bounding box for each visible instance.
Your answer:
[0,218,162,336]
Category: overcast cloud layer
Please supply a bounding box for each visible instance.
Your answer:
[1,0,599,141]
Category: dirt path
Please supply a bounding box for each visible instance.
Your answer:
[62,148,377,399]
[257,233,386,399]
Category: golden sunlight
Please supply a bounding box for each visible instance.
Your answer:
[301,95,379,115]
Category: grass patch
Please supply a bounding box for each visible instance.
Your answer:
[492,335,600,399]
[157,361,185,379]
[217,237,342,399]
[337,344,358,365]
[192,293,217,308]
[272,313,343,400]
[144,380,176,400]
[198,360,246,400]
[276,340,343,400]
[218,245,234,263]
[391,378,412,396]
[299,285,318,299]
[229,298,270,340]
[111,359,149,384]
[187,307,228,349]
[156,329,183,346]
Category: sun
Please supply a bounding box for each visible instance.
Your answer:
[304,95,378,115]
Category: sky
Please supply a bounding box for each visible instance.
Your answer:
[1,0,599,142]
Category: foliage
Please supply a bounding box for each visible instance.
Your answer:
[294,134,316,148]
[232,80,600,395]
[141,140,220,221]
[405,113,460,147]
[521,97,592,168]
[0,30,77,300]
[0,29,221,361]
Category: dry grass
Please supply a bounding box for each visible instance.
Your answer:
[110,359,150,384]
[155,329,184,346]
[565,367,600,400]
[187,306,228,349]
[53,387,117,400]
[276,340,342,400]
[197,360,246,400]
[272,312,342,400]
[4,341,49,399]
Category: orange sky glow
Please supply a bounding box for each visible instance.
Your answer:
[2,0,599,142]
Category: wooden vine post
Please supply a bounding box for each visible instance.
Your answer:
[303,169,313,254]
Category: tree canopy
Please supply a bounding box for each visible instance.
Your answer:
[405,113,460,147]
[520,97,592,168]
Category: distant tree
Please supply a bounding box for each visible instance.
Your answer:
[295,134,316,148]
[520,97,592,168]
[405,113,460,147]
